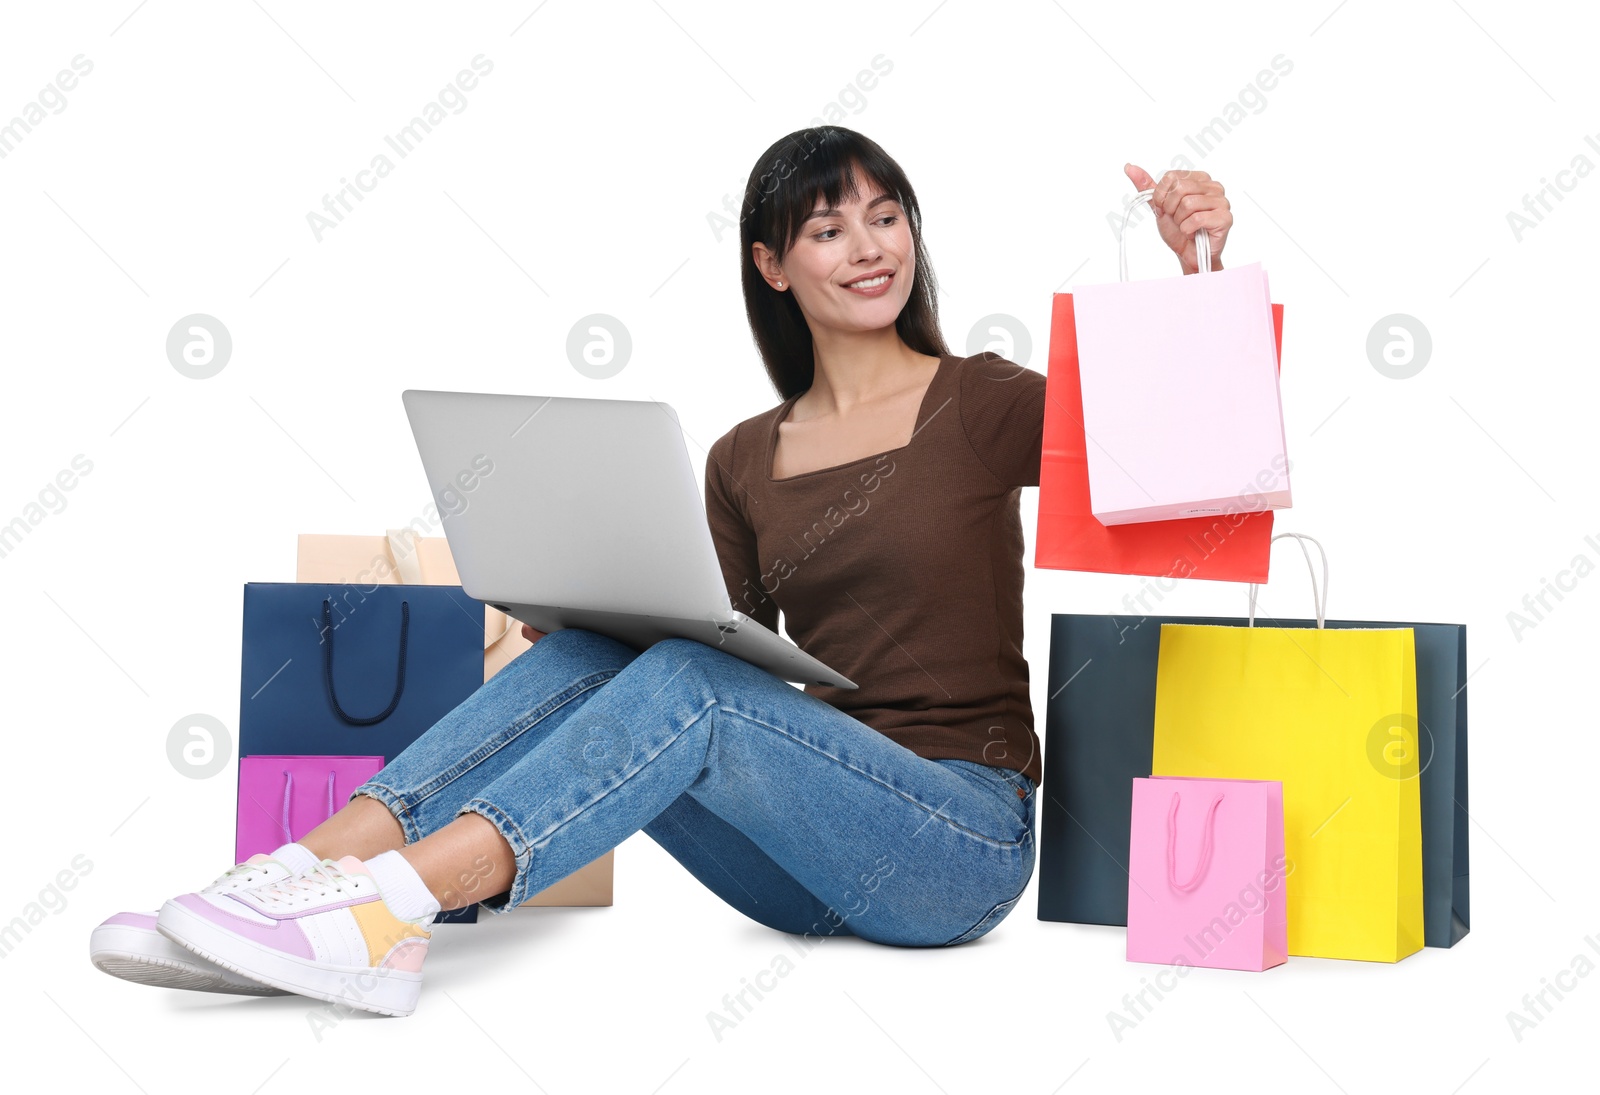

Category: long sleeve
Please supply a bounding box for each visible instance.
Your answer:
[958,351,1046,489]
[703,426,780,634]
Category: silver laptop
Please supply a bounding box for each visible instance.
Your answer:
[401,389,857,690]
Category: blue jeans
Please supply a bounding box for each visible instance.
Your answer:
[353,628,1036,947]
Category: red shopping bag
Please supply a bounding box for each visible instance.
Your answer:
[1034,294,1286,582]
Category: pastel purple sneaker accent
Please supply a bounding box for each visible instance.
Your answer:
[91,909,290,995]
[100,911,157,931]
[172,894,315,960]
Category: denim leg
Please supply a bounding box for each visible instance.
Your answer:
[460,634,1036,947]
[352,627,642,843]
[640,792,850,938]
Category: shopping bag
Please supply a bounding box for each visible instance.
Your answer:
[235,755,385,864]
[294,532,615,909]
[1036,608,1468,949]
[1034,290,1286,580]
[1150,535,1424,962]
[1127,777,1286,971]
[1072,190,1288,525]
[297,529,527,681]
[238,582,485,760]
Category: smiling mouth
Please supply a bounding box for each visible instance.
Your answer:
[843,273,893,289]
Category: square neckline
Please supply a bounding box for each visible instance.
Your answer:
[766,353,954,484]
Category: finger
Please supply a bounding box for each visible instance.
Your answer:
[1175,208,1232,244]
[1151,168,1212,211]
[1124,162,1157,192]
[1161,186,1227,221]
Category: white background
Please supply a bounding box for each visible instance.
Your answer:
[1,1,1594,1091]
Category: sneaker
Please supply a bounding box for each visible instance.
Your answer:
[156,855,432,1017]
[89,855,296,995]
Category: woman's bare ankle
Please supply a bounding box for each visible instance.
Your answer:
[299,793,406,861]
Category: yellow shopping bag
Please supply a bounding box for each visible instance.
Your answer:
[1150,535,1424,962]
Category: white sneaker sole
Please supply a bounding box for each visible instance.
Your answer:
[91,922,288,996]
[156,899,423,1017]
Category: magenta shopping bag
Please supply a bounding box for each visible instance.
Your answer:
[1072,189,1289,526]
[1126,776,1288,972]
[235,755,384,863]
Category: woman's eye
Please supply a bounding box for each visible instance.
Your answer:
[814,215,898,241]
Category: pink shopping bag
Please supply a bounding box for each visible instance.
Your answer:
[1072,189,1289,526]
[1126,776,1288,971]
[235,755,384,863]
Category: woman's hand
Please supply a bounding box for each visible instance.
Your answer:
[1124,164,1232,275]
[521,622,547,644]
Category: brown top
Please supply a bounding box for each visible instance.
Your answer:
[702,351,1047,787]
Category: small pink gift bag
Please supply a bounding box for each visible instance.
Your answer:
[1126,776,1287,972]
[235,755,385,863]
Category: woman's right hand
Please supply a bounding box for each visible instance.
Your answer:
[521,623,548,644]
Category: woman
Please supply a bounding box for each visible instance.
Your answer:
[90,126,1232,1016]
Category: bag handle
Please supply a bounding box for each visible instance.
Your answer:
[321,598,409,725]
[385,526,514,652]
[1248,532,1329,629]
[1119,188,1212,282]
[1166,790,1224,894]
[279,768,338,844]
[384,527,427,585]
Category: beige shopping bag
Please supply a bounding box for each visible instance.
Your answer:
[296,529,614,907]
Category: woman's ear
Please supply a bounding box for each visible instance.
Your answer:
[751,241,783,289]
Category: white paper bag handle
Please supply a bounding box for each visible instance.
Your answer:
[1247,532,1329,628]
[1119,188,1212,282]
[385,526,514,651]
[384,527,427,585]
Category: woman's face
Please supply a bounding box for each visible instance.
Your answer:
[768,174,915,335]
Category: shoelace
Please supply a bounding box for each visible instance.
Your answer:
[206,860,276,892]
[253,859,366,907]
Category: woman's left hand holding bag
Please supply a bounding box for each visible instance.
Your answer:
[1123,163,1234,275]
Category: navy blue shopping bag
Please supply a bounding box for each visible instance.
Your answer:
[1036,613,1469,948]
[238,582,485,765]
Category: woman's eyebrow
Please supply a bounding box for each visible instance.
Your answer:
[801,193,898,224]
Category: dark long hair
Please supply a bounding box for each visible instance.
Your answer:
[738,126,949,400]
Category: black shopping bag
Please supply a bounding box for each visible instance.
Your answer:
[1036,613,1468,947]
